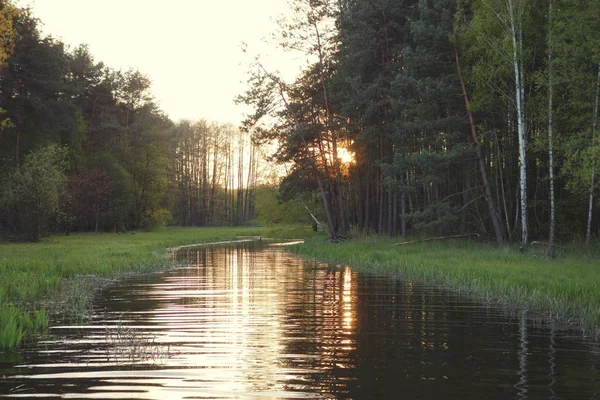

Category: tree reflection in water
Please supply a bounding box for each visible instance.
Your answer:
[1,241,599,399]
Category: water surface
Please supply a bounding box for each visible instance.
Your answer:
[1,241,599,399]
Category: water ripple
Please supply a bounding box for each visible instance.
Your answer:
[1,241,599,399]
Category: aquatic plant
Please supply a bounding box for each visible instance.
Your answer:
[0,308,24,349]
[104,315,172,365]
[0,307,48,349]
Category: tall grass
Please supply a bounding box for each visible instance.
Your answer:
[0,307,48,349]
[291,236,600,335]
[0,226,308,349]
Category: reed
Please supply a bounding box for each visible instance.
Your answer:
[291,236,600,335]
[0,307,48,349]
[0,308,24,349]
[104,314,172,365]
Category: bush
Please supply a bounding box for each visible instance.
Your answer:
[143,208,173,231]
[0,144,68,241]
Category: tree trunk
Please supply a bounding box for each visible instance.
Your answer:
[547,0,556,252]
[508,0,528,246]
[237,130,244,225]
[245,143,256,222]
[586,64,600,242]
[495,130,512,241]
[209,130,219,225]
[201,127,209,225]
[452,43,506,243]
[312,13,347,237]
[364,177,370,233]
[393,233,480,246]
[378,174,384,235]
[401,191,407,238]
[357,174,364,233]
[387,189,393,236]
[392,192,398,237]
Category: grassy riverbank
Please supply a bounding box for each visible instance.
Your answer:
[0,226,308,349]
[291,236,600,335]
[4,227,598,349]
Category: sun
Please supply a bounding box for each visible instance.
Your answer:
[338,147,355,164]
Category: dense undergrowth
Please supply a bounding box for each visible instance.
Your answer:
[291,235,600,336]
[0,226,309,349]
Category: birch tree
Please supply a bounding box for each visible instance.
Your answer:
[586,65,600,242]
[546,0,556,251]
[506,0,528,246]
[458,0,531,245]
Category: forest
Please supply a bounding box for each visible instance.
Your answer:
[0,2,262,240]
[1,0,599,247]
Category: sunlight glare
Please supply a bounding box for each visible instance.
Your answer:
[338,147,355,164]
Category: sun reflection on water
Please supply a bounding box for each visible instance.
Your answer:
[142,245,362,397]
[4,242,600,399]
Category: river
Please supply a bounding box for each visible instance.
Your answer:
[1,241,599,398]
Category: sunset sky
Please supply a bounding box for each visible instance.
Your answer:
[18,0,301,124]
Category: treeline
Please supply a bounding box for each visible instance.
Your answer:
[0,3,258,241]
[240,0,600,245]
[173,120,259,227]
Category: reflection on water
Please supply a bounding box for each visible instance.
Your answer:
[1,241,599,399]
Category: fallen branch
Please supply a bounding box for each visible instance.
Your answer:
[530,240,565,249]
[393,233,480,246]
[455,194,487,213]
[304,205,328,229]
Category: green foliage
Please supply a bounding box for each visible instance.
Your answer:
[409,202,459,235]
[254,185,314,226]
[0,307,24,349]
[0,9,85,162]
[143,208,173,231]
[87,153,134,231]
[121,104,174,228]
[0,7,184,236]
[1,144,68,241]
[0,307,47,349]
[0,107,12,133]
[0,0,17,68]
[563,140,600,197]
[66,168,113,232]
[551,0,600,200]
[0,0,599,243]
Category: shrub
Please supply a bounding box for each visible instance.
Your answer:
[143,208,173,231]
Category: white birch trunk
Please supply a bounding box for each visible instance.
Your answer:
[586,65,600,243]
[547,0,556,250]
[508,0,528,246]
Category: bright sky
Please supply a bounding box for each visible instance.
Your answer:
[18,0,301,124]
